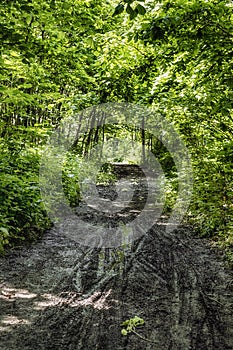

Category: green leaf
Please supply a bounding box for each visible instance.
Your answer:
[126,4,134,16]
[25,14,33,26]
[134,32,139,42]
[121,319,130,326]
[121,329,128,336]
[113,4,125,16]
[0,227,9,236]
[133,316,145,325]
[135,4,146,15]
[129,11,138,20]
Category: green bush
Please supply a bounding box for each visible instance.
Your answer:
[0,146,51,253]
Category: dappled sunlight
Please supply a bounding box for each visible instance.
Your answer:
[0,282,117,313]
[33,293,64,310]
[69,289,116,310]
[0,287,37,300]
[0,285,34,332]
[1,315,30,326]
[33,289,117,311]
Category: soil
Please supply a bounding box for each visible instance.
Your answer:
[0,165,232,350]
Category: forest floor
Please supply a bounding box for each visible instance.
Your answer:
[0,165,233,350]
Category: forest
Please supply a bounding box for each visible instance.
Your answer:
[0,1,233,349]
[0,0,232,258]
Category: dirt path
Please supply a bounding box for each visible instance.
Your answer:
[0,225,233,350]
[0,166,232,349]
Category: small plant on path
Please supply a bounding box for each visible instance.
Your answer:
[121,316,156,344]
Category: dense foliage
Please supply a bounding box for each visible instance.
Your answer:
[0,0,232,260]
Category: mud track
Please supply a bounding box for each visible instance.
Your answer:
[0,165,232,349]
